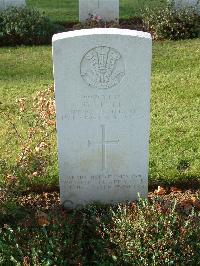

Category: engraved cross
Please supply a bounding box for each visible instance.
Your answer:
[88,125,119,171]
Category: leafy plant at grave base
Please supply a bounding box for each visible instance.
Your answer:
[105,199,200,265]
[0,192,27,225]
[0,7,65,46]
[1,85,58,190]
[0,205,111,265]
[0,197,200,265]
[142,4,200,40]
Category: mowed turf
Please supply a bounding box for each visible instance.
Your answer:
[0,39,200,186]
[26,0,167,22]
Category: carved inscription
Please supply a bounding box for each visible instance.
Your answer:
[61,95,136,121]
[62,174,145,192]
[88,125,119,171]
[80,46,125,89]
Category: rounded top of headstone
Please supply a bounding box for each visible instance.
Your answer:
[52,28,152,43]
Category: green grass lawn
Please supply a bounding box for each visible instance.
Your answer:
[0,38,200,265]
[26,0,167,22]
[0,39,200,187]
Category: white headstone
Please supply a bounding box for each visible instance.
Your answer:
[79,0,119,22]
[53,28,152,209]
[170,0,200,10]
[0,0,26,9]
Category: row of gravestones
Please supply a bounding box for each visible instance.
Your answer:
[0,0,199,19]
[80,0,200,21]
[52,1,199,209]
[2,0,198,209]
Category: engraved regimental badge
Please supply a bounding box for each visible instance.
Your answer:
[80,46,125,89]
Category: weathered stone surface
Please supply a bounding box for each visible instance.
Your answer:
[79,0,119,22]
[52,28,152,209]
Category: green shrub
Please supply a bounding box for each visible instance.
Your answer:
[106,199,200,265]
[0,7,65,46]
[143,5,200,40]
[0,200,200,265]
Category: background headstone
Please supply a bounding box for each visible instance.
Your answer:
[79,0,119,22]
[0,0,26,9]
[0,0,3,8]
[53,28,152,209]
[170,0,200,11]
